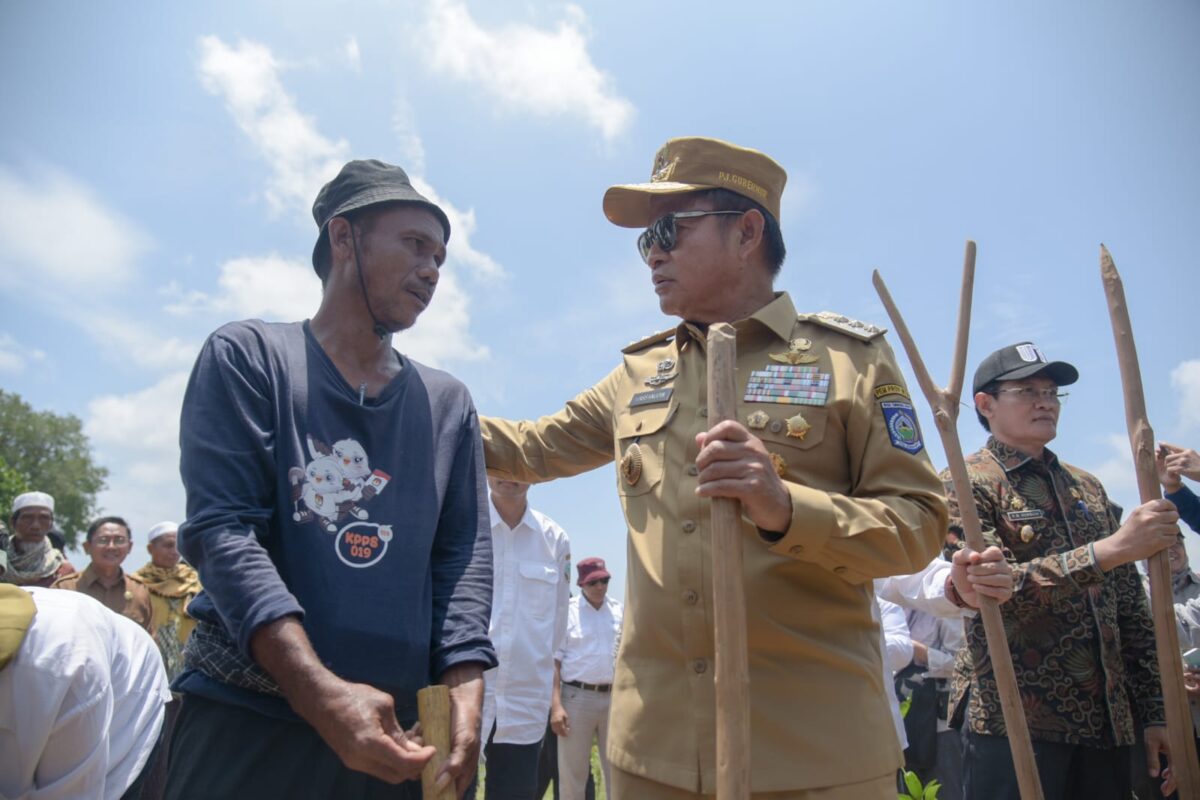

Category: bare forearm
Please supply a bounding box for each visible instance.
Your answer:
[249,615,339,717]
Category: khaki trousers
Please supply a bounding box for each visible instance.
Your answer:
[609,766,896,800]
[557,684,611,800]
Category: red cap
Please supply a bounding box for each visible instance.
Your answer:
[576,557,611,586]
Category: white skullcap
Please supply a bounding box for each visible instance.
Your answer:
[147,521,179,542]
[12,491,54,515]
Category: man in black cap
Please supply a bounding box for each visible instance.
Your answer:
[945,342,1180,798]
[167,160,497,798]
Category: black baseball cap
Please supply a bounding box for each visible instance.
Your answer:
[973,342,1079,394]
[311,159,451,270]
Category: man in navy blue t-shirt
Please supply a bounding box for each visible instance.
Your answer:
[166,160,497,799]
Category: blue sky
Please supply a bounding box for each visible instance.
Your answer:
[1,1,1197,588]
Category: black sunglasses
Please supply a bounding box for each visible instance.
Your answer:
[637,210,744,263]
[584,578,610,587]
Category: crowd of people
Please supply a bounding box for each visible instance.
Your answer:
[1,135,1197,800]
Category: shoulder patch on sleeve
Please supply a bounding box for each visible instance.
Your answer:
[622,328,676,354]
[873,383,910,400]
[798,311,887,342]
[880,400,924,454]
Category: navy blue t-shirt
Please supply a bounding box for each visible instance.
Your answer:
[176,320,496,719]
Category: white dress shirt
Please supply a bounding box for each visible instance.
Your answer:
[874,594,913,749]
[0,587,171,800]
[556,594,623,685]
[481,498,571,745]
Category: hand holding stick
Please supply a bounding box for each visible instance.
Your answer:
[874,241,1044,799]
[707,323,751,800]
[417,685,455,800]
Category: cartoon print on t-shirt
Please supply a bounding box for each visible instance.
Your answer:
[288,435,394,567]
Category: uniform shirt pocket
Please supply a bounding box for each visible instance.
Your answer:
[614,403,675,497]
[519,560,559,620]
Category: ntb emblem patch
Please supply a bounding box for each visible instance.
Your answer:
[880,401,924,454]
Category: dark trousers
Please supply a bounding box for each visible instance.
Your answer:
[465,722,542,800]
[163,693,421,800]
[963,731,1132,800]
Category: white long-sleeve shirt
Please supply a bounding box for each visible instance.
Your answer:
[0,587,171,800]
[481,499,571,744]
[556,593,623,685]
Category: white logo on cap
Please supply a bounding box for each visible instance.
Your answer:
[1015,344,1046,363]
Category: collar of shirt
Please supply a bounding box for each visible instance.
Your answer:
[986,435,1061,473]
[488,496,539,533]
[77,563,127,591]
[674,291,796,352]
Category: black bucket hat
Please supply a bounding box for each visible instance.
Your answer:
[310,159,451,270]
[973,342,1079,394]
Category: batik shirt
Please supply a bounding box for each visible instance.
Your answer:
[945,436,1163,747]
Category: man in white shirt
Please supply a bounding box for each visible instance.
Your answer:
[473,478,571,799]
[552,557,623,800]
[0,584,171,800]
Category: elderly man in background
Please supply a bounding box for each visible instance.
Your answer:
[132,521,201,681]
[0,491,75,587]
[54,515,153,634]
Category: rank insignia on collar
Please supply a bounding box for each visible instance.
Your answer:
[769,452,787,477]
[645,358,677,387]
[785,413,811,440]
[746,410,769,430]
[620,443,643,486]
[769,339,819,365]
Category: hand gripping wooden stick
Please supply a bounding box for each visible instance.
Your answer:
[1100,244,1200,798]
[874,242,1044,799]
[417,685,455,800]
[707,323,751,800]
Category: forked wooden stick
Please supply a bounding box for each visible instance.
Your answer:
[874,242,1044,799]
[1100,244,1200,797]
[417,685,455,800]
[707,323,751,800]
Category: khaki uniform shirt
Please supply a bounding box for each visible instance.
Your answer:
[53,564,154,635]
[946,438,1163,747]
[482,292,946,791]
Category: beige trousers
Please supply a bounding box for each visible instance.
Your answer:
[609,766,896,800]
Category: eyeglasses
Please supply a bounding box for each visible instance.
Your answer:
[92,536,130,547]
[584,578,610,587]
[637,210,744,263]
[993,387,1069,403]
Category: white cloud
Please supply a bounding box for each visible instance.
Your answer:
[420,0,635,142]
[86,317,199,371]
[0,333,46,372]
[85,370,192,546]
[0,166,149,290]
[1172,359,1200,432]
[411,177,503,281]
[196,35,349,219]
[392,94,427,176]
[166,254,322,321]
[344,36,362,72]
[1092,432,1136,496]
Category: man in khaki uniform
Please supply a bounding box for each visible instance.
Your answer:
[481,137,948,798]
[53,515,154,634]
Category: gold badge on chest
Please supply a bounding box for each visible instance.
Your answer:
[769,338,819,365]
[1019,524,1035,543]
[786,413,812,441]
[644,359,677,387]
[746,409,770,430]
[620,443,643,486]
[769,452,787,477]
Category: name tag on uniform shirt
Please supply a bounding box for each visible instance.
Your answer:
[1005,509,1045,522]
[630,388,673,408]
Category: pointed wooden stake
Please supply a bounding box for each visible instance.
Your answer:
[1100,244,1200,798]
[874,241,1044,799]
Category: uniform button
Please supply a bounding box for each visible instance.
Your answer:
[682,520,696,533]
[683,589,698,605]
[686,464,699,476]
[693,658,708,674]
[789,545,804,555]
[699,407,708,417]
[834,566,848,575]
[769,420,783,434]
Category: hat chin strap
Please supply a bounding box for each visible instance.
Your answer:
[350,226,389,341]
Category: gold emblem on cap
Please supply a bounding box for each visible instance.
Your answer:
[769,339,819,365]
[1020,524,1035,543]
[769,452,787,477]
[746,410,769,430]
[785,413,812,441]
[620,443,643,486]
